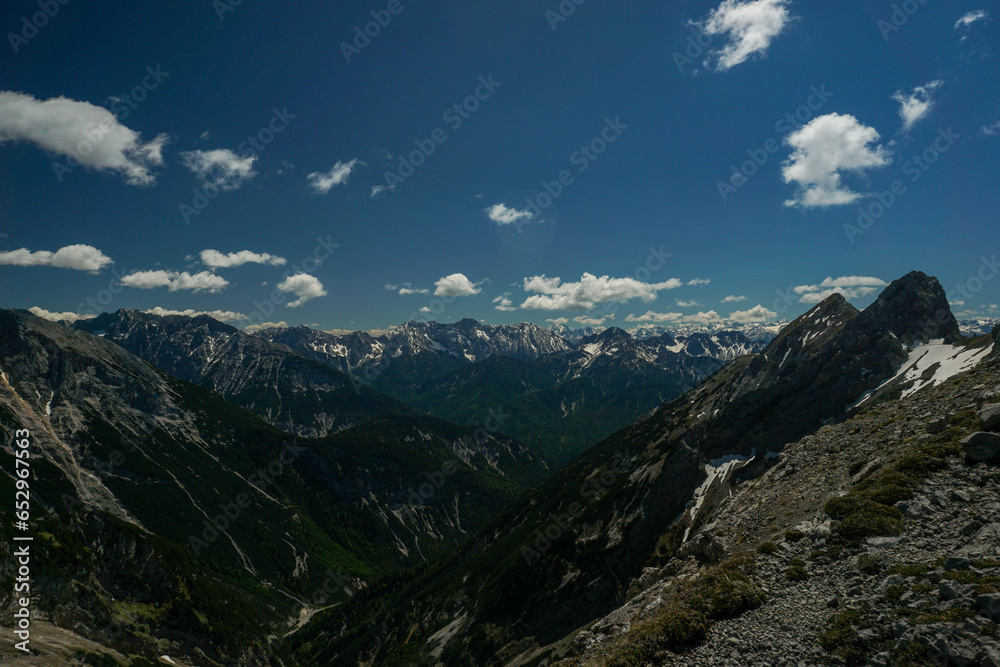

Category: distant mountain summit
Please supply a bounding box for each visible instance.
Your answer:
[262,319,574,374]
[76,309,410,438]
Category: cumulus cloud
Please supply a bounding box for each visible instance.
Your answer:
[277,273,327,307]
[574,314,612,326]
[28,307,97,323]
[684,311,725,326]
[892,81,944,131]
[144,307,248,322]
[728,304,778,322]
[120,270,229,293]
[625,311,684,323]
[371,184,397,198]
[434,273,483,298]
[519,273,685,311]
[243,321,290,333]
[676,299,701,307]
[0,91,167,186]
[794,275,887,303]
[687,278,712,286]
[493,293,516,312]
[695,0,792,71]
[722,295,747,303]
[181,149,257,191]
[307,159,361,194]
[486,203,535,225]
[384,282,430,295]
[546,317,570,326]
[955,9,989,40]
[0,244,113,273]
[200,249,286,269]
[782,113,891,208]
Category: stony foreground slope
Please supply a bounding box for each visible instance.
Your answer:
[563,333,1000,667]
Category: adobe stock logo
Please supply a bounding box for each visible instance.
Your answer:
[7,0,71,54]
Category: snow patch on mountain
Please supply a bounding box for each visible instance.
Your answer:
[858,339,995,405]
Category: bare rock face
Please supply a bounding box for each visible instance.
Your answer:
[961,431,1000,461]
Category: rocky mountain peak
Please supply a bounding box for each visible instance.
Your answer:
[856,270,960,346]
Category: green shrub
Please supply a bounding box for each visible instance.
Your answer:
[785,559,808,581]
[834,501,903,542]
[756,541,779,555]
[784,528,805,542]
[634,606,709,649]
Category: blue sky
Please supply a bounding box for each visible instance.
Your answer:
[1,0,998,333]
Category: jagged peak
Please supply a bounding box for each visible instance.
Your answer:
[856,271,959,345]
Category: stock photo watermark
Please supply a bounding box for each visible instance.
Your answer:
[377,75,502,194]
[513,116,628,233]
[188,440,306,556]
[52,65,171,182]
[521,453,630,566]
[235,235,340,329]
[546,0,587,31]
[340,0,413,63]
[844,127,959,243]
[877,0,931,41]
[179,106,296,223]
[717,85,833,203]
[7,0,71,54]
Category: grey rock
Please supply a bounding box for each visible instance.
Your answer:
[961,432,1000,461]
[978,593,1000,622]
[980,403,1000,431]
[944,557,972,571]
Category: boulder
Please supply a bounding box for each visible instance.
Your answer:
[979,403,1000,432]
[961,432,1000,461]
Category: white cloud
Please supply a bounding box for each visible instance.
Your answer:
[983,120,1000,136]
[277,273,327,307]
[181,149,257,191]
[493,293,516,312]
[687,278,712,286]
[955,10,989,29]
[385,283,430,295]
[120,270,229,294]
[371,184,397,198]
[794,275,887,303]
[0,91,167,186]
[676,299,701,307]
[685,311,724,326]
[520,273,685,311]
[28,307,97,323]
[200,249,286,269]
[892,81,943,132]
[546,317,570,326]
[144,307,248,322]
[782,113,891,208]
[728,304,778,322]
[574,314,612,326]
[434,273,483,298]
[0,244,112,273]
[722,295,747,303]
[950,300,966,307]
[486,203,535,225]
[307,159,361,194]
[625,311,684,323]
[243,321,289,333]
[695,0,792,72]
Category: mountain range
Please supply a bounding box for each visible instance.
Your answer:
[1,271,998,666]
